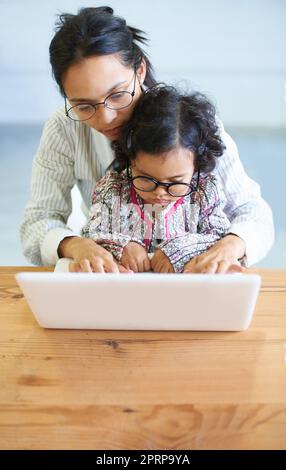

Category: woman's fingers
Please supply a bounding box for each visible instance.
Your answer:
[184,259,216,273]
[216,260,230,273]
[104,258,120,273]
[69,253,121,273]
[185,260,218,274]
[90,257,105,273]
[227,263,245,273]
[69,261,79,272]
[184,258,244,274]
[69,254,244,275]
[80,259,93,273]
[216,261,244,274]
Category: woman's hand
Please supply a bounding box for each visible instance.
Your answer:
[151,249,174,273]
[58,236,127,273]
[120,242,151,272]
[183,234,246,274]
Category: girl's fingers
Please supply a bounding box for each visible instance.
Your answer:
[143,257,151,272]
[158,262,165,273]
[138,256,150,272]
[118,264,133,273]
[183,259,196,273]
[128,259,138,273]
[152,261,159,272]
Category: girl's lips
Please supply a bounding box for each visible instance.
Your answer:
[149,199,172,205]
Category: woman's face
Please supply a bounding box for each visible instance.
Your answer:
[131,147,196,206]
[62,54,146,140]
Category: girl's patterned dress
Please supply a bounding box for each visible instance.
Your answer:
[81,169,231,272]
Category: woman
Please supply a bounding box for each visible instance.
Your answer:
[20,6,274,273]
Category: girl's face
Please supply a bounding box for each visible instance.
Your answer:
[131,147,196,206]
[62,54,146,140]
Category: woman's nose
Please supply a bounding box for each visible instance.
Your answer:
[93,105,118,127]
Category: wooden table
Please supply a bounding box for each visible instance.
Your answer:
[0,267,285,450]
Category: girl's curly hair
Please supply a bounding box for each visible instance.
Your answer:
[112,85,225,173]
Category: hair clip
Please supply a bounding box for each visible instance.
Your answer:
[126,129,134,150]
[197,144,206,156]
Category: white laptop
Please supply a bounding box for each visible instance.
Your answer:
[16,260,261,331]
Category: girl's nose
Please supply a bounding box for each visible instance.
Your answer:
[153,185,168,197]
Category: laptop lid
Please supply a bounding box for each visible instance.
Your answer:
[16,272,261,331]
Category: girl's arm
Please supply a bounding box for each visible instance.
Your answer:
[157,176,231,273]
[81,172,145,262]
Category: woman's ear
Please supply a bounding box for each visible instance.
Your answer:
[136,58,147,86]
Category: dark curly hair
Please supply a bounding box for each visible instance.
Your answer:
[49,6,156,96]
[112,85,225,174]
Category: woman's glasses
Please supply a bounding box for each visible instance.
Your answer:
[65,71,137,122]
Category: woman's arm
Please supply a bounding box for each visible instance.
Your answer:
[215,123,275,265]
[183,124,275,273]
[20,111,117,272]
[20,113,78,265]
[156,176,232,273]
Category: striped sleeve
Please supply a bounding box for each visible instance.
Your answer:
[20,114,78,266]
[216,123,275,265]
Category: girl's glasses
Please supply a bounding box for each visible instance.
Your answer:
[127,165,200,197]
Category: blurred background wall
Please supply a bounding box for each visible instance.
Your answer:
[0,0,285,265]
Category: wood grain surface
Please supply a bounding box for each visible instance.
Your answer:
[0,267,285,450]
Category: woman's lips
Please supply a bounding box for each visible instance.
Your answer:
[103,126,122,138]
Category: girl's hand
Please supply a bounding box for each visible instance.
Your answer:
[183,234,246,274]
[59,236,126,273]
[120,242,151,272]
[151,249,174,273]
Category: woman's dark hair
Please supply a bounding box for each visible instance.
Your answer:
[49,6,156,96]
[112,85,226,174]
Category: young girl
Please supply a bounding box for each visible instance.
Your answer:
[79,85,238,273]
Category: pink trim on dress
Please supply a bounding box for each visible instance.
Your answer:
[130,186,153,248]
[164,197,185,239]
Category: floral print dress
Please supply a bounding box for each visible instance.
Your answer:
[81,169,231,272]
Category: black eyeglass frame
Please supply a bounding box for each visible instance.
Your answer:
[64,70,137,122]
[126,164,200,198]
